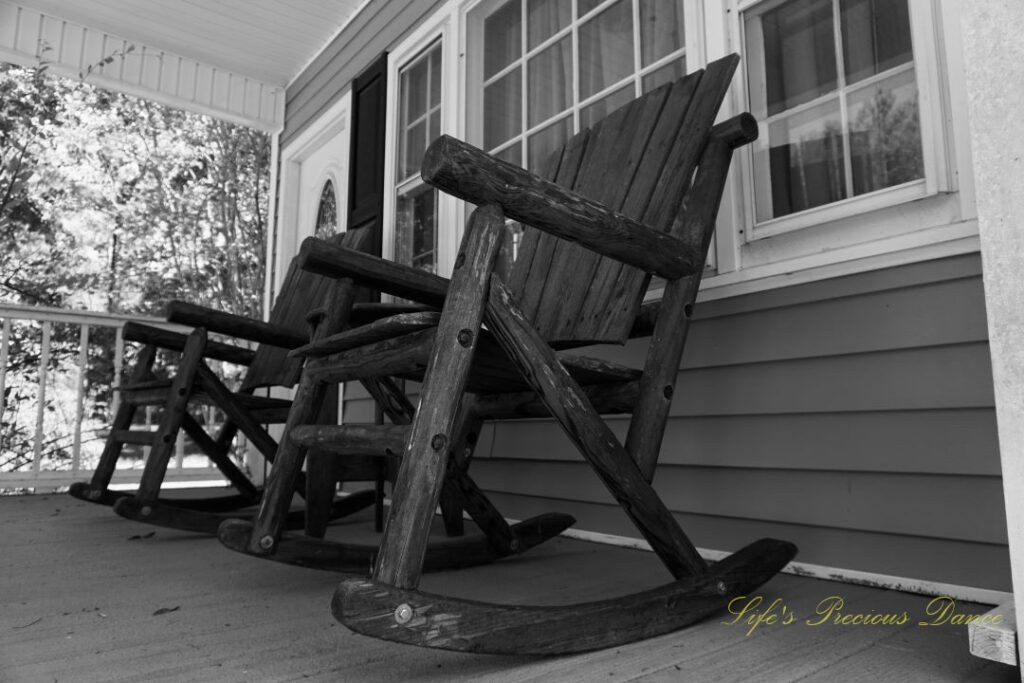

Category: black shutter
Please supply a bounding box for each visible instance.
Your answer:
[347,52,388,257]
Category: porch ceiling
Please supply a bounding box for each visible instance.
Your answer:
[13,0,358,85]
[1,0,363,129]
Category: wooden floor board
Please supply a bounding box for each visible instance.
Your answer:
[0,494,1015,682]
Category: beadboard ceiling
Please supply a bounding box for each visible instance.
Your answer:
[14,0,363,86]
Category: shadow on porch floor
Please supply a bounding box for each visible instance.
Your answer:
[1,493,1017,682]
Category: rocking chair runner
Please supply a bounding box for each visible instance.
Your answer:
[70,228,394,535]
[236,54,795,653]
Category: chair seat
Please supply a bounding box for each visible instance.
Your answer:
[301,313,640,395]
[120,378,294,423]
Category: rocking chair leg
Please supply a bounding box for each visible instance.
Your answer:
[374,205,506,589]
[486,276,706,578]
[135,329,207,501]
[304,448,337,538]
[243,277,361,554]
[71,344,157,504]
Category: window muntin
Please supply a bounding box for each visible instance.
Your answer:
[395,40,443,273]
[744,0,924,224]
[475,0,687,173]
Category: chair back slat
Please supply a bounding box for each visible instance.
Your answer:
[241,229,369,390]
[506,56,737,346]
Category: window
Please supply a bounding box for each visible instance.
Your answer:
[314,180,339,237]
[469,0,690,173]
[394,40,443,273]
[743,0,928,228]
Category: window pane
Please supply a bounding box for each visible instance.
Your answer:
[579,0,602,16]
[527,116,571,172]
[580,83,634,128]
[396,185,437,273]
[755,99,847,220]
[495,143,523,166]
[315,180,338,237]
[484,0,522,79]
[428,110,440,150]
[528,0,572,49]
[847,68,923,195]
[840,0,913,84]
[749,0,838,117]
[430,44,442,105]
[484,67,522,150]
[399,43,441,182]
[579,0,635,100]
[404,56,430,122]
[639,0,685,67]
[528,35,572,126]
[641,57,686,92]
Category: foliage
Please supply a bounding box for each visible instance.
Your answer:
[0,58,269,474]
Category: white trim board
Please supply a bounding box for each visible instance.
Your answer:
[558,526,1012,608]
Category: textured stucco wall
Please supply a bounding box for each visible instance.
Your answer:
[961,1,1024,666]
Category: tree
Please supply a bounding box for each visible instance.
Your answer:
[0,59,270,475]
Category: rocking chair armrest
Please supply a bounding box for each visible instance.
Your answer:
[421,136,700,280]
[165,300,308,349]
[349,302,439,325]
[122,321,257,365]
[298,237,450,308]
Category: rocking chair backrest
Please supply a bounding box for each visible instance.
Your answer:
[241,228,371,390]
[504,56,739,347]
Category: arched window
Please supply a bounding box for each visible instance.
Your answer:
[315,179,339,237]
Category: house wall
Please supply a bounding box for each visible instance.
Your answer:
[281,0,445,149]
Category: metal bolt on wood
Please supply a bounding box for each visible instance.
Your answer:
[715,580,728,595]
[456,329,474,347]
[430,434,447,451]
[663,385,674,399]
[140,506,152,517]
[394,603,413,624]
[259,535,275,550]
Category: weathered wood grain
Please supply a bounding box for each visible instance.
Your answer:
[291,311,441,358]
[626,137,735,481]
[166,301,307,349]
[133,328,208,501]
[421,135,702,281]
[122,322,257,365]
[299,235,449,307]
[218,512,573,573]
[484,276,706,578]
[373,205,507,589]
[335,537,795,654]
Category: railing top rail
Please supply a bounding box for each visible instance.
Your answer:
[0,303,188,331]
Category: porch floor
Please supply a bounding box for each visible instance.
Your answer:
[1,493,1017,682]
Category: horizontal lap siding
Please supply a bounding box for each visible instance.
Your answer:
[470,253,1009,591]
[282,0,444,148]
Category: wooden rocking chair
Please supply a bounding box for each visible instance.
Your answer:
[230,54,796,653]
[70,228,392,535]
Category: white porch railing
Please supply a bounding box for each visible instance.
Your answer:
[0,303,230,492]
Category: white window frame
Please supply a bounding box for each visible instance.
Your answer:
[733,0,950,240]
[383,7,462,277]
[686,0,979,302]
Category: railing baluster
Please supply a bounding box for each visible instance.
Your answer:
[0,304,229,491]
[33,321,52,476]
[0,318,11,428]
[72,324,89,475]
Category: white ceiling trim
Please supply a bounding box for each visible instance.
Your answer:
[0,0,284,130]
